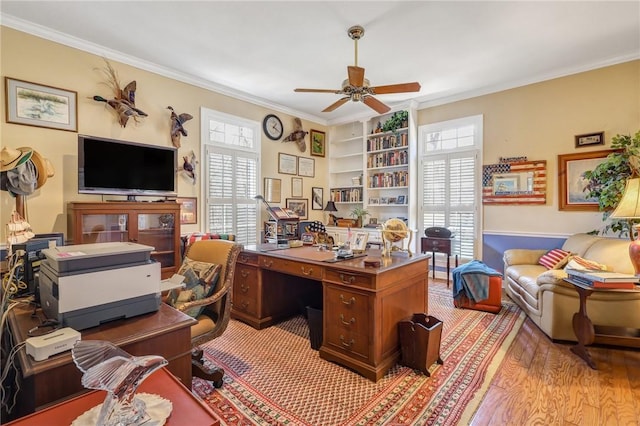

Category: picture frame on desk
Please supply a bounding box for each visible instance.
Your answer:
[349,231,369,253]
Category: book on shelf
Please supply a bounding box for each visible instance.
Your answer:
[565,269,640,283]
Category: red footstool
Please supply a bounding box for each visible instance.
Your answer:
[453,275,502,313]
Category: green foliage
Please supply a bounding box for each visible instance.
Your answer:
[350,206,370,219]
[381,110,408,133]
[582,130,640,236]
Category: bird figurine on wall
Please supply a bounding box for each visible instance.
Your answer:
[72,340,169,426]
[93,59,148,128]
[283,117,308,152]
[180,150,197,185]
[167,106,193,148]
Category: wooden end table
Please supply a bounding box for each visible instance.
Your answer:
[421,236,458,287]
[564,278,640,369]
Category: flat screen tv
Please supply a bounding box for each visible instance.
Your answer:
[78,135,177,199]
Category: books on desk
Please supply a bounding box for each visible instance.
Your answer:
[566,269,640,289]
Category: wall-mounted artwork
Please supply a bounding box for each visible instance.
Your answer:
[5,77,78,132]
[558,150,615,211]
[482,160,547,205]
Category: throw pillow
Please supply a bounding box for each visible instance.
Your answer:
[564,255,609,272]
[167,257,221,318]
[538,249,571,270]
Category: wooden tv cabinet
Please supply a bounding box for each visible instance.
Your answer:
[68,201,181,279]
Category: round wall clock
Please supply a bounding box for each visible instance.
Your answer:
[263,114,283,140]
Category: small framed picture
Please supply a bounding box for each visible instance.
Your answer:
[264,177,281,203]
[176,197,197,224]
[310,129,326,157]
[298,157,315,177]
[396,195,406,205]
[575,131,604,148]
[369,218,378,225]
[291,177,303,197]
[349,232,369,253]
[5,77,78,132]
[312,187,323,210]
[278,153,297,175]
[286,198,308,220]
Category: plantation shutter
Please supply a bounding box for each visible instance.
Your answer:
[203,109,260,246]
[419,116,482,260]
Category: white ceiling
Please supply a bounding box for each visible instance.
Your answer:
[2,1,639,125]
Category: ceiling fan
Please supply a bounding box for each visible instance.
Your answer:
[294,25,421,114]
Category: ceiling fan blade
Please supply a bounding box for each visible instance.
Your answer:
[348,66,365,87]
[363,96,391,114]
[322,97,350,112]
[370,82,421,94]
[294,88,342,94]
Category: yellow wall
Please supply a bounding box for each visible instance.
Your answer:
[2,26,639,241]
[0,27,328,239]
[418,60,640,235]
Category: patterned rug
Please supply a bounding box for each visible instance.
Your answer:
[193,283,524,425]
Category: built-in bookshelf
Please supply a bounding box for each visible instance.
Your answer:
[328,108,416,231]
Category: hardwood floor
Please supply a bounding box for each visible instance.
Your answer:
[441,279,640,426]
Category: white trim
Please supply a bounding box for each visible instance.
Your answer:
[1,13,325,126]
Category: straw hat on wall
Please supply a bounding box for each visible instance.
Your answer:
[0,147,33,172]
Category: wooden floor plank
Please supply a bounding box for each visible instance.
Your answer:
[455,278,640,426]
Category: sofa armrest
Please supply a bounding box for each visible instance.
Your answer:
[503,249,548,267]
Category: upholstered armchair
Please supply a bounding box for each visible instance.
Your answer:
[178,239,241,387]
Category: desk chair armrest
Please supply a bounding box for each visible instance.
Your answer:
[175,281,231,312]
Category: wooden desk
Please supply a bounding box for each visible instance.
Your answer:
[5,303,196,418]
[565,278,640,369]
[421,236,458,287]
[232,246,428,381]
[5,367,219,426]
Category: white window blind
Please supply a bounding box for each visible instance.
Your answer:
[202,109,260,246]
[419,116,482,260]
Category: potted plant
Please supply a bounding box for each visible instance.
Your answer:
[382,111,409,133]
[350,206,370,228]
[583,130,640,237]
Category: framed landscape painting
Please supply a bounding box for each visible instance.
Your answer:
[558,150,615,211]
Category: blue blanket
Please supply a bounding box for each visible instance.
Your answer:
[452,260,502,303]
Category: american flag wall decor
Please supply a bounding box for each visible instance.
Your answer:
[482,160,547,205]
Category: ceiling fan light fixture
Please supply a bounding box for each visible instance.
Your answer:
[294,25,420,114]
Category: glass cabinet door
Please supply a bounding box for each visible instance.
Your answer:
[137,212,177,269]
[79,214,129,243]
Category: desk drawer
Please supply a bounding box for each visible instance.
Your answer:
[238,252,259,266]
[233,264,259,316]
[324,269,372,288]
[324,286,370,357]
[259,256,322,280]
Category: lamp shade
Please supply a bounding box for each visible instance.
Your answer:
[610,178,640,219]
[323,201,338,212]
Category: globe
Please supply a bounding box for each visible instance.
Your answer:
[382,218,409,243]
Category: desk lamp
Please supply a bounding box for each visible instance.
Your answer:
[324,200,338,226]
[254,195,288,248]
[610,177,640,275]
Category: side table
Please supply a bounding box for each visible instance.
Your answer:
[421,236,458,287]
[564,278,640,369]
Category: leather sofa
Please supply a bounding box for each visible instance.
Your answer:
[503,233,640,341]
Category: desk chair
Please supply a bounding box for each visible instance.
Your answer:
[180,239,241,387]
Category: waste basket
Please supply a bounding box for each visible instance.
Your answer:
[306,306,323,350]
[398,313,443,376]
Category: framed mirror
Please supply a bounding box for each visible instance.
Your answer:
[264,177,281,203]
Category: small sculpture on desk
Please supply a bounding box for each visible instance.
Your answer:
[71,340,172,426]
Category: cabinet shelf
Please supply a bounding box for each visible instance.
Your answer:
[367,127,408,138]
[333,135,363,143]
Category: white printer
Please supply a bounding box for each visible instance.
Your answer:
[39,242,161,330]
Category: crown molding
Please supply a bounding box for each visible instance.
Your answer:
[1,14,327,126]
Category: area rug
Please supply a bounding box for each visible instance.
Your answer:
[193,283,524,425]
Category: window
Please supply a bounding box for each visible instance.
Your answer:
[418,115,482,260]
[202,108,260,246]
